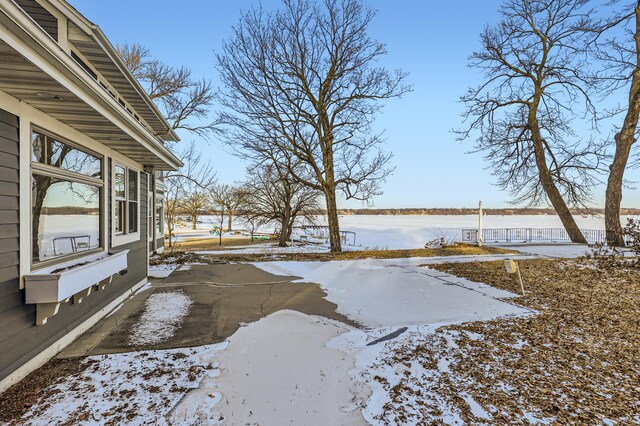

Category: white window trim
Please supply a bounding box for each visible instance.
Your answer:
[29,127,105,269]
[155,189,165,240]
[147,187,153,242]
[112,161,140,247]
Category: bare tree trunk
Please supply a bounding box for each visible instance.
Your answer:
[529,104,587,244]
[228,211,233,231]
[278,204,291,247]
[218,210,225,246]
[32,180,49,260]
[285,222,294,242]
[191,214,197,230]
[606,134,636,246]
[606,7,640,247]
[324,187,342,252]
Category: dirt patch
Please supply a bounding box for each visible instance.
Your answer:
[166,235,272,251]
[372,259,640,424]
[194,244,517,263]
[0,358,96,423]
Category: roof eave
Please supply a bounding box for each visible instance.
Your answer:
[55,0,179,142]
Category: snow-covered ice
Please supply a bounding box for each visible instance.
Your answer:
[180,213,638,251]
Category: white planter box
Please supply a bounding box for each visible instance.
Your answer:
[25,250,129,324]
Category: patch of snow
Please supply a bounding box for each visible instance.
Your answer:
[128,291,193,346]
[148,263,178,278]
[196,242,363,256]
[173,310,368,425]
[462,392,492,420]
[497,243,591,258]
[133,281,152,295]
[254,258,530,328]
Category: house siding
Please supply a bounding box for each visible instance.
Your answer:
[0,113,149,383]
[14,0,58,41]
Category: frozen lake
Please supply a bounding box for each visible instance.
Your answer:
[330,214,638,249]
[192,214,638,250]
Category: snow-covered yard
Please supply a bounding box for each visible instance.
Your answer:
[8,254,534,425]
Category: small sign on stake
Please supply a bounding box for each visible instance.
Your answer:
[504,259,526,295]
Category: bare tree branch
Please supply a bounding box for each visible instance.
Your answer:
[216,0,410,252]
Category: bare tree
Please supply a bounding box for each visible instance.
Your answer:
[458,0,606,243]
[164,141,217,190]
[235,200,270,243]
[239,161,320,247]
[591,2,640,246]
[163,177,183,249]
[210,184,230,246]
[117,43,217,139]
[217,0,410,252]
[181,192,208,230]
[161,142,216,243]
[210,184,243,231]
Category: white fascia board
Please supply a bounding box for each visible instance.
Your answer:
[0,3,182,170]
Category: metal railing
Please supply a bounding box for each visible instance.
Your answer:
[296,225,357,246]
[462,228,633,244]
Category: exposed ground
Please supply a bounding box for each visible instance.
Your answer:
[167,235,272,251]
[367,259,640,424]
[154,243,517,264]
[0,359,94,424]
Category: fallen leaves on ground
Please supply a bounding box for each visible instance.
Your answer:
[372,259,640,425]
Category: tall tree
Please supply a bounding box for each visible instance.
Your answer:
[239,161,320,247]
[217,0,409,252]
[458,0,605,243]
[593,2,640,246]
[117,43,217,139]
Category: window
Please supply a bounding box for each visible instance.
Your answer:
[155,193,164,237]
[113,164,139,238]
[148,189,153,241]
[128,170,138,233]
[31,130,103,265]
[115,165,125,233]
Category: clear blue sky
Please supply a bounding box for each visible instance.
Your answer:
[69,0,639,209]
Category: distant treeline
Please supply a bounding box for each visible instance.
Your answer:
[322,208,640,216]
[41,207,99,215]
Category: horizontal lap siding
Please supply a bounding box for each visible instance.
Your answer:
[0,108,24,383]
[0,119,150,383]
[14,0,58,41]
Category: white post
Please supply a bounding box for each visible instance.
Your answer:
[478,200,484,247]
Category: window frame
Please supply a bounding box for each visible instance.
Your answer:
[30,127,105,269]
[148,187,154,243]
[112,161,141,247]
[155,179,165,240]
